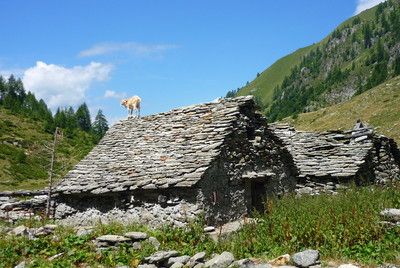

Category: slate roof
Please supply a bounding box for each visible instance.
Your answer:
[56,96,255,195]
[270,124,374,178]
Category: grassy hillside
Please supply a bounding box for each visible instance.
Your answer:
[237,45,315,108]
[0,108,96,191]
[282,75,400,143]
[237,2,398,120]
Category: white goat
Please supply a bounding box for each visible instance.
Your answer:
[121,96,141,118]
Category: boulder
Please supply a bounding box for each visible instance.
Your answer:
[190,251,206,263]
[380,208,400,222]
[124,231,148,241]
[205,251,235,268]
[291,249,320,268]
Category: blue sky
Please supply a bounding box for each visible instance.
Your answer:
[0,0,385,124]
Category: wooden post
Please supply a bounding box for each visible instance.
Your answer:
[46,127,60,218]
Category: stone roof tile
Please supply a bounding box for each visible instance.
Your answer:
[56,96,254,195]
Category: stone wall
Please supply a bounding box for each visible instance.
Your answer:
[197,105,297,225]
[55,189,202,227]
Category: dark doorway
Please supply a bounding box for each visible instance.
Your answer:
[251,181,266,213]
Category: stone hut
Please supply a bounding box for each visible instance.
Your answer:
[54,96,297,226]
[270,124,400,195]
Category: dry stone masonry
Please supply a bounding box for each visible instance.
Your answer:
[46,96,400,226]
[270,123,400,196]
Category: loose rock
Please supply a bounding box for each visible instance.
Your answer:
[338,264,359,268]
[124,231,148,240]
[167,255,191,267]
[269,254,290,266]
[9,225,28,236]
[148,236,160,249]
[291,249,320,268]
[145,250,179,264]
[380,208,400,222]
[205,251,235,268]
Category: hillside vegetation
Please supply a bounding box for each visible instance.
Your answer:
[282,75,400,143]
[236,45,315,108]
[236,1,400,122]
[0,108,96,191]
[0,75,109,191]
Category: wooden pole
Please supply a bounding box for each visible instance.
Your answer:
[46,127,60,218]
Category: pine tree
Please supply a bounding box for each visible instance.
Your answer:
[363,23,372,48]
[394,55,400,76]
[75,103,91,132]
[92,109,109,141]
[0,76,5,103]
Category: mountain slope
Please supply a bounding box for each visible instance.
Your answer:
[237,1,400,120]
[237,45,315,108]
[0,108,96,191]
[282,75,400,143]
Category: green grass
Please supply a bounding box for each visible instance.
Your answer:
[0,108,96,191]
[237,4,378,110]
[1,185,399,267]
[282,75,400,143]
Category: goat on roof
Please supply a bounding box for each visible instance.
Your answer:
[121,96,141,118]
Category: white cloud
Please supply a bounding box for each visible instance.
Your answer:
[79,42,178,57]
[104,90,127,99]
[22,61,112,109]
[354,0,387,15]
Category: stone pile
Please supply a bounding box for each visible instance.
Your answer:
[4,224,58,239]
[94,231,160,251]
[0,192,48,222]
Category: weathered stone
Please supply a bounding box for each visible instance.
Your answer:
[14,261,26,268]
[132,242,142,250]
[380,208,400,222]
[148,236,160,249]
[170,263,184,268]
[75,226,94,236]
[145,250,179,264]
[338,264,360,268]
[269,254,290,266]
[124,231,148,240]
[190,252,206,263]
[9,225,28,236]
[204,226,216,232]
[291,249,320,268]
[204,251,235,268]
[95,235,131,244]
[137,265,157,268]
[167,255,191,266]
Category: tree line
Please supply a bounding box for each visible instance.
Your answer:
[0,74,109,142]
[267,0,400,122]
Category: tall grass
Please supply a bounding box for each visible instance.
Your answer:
[0,185,399,267]
[221,185,400,264]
